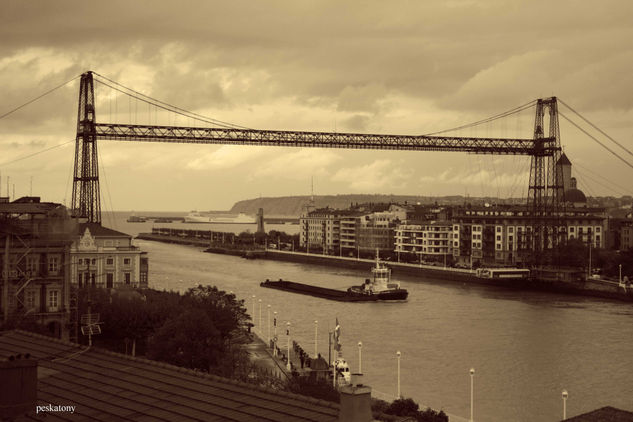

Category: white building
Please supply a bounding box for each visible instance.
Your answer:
[71,223,148,289]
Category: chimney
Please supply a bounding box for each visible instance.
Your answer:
[570,177,577,189]
[0,355,38,419]
[338,373,372,422]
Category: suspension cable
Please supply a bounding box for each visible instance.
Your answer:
[0,75,80,120]
[559,112,633,171]
[92,72,250,130]
[0,139,75,167]
[559,98,633,158]
[423,100,537,136]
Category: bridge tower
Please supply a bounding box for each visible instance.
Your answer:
[527,97,564,261]
[71,71,101,223]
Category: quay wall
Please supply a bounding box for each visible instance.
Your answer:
[137,232,633,302]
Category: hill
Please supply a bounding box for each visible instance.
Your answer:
[228,194,525,216]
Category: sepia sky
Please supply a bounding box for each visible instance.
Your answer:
[1,0,632,211]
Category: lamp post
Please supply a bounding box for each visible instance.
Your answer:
[314,320,318,358]
[469,368,475,422]
[562,390,568,420]
[619,264,623,284]
[267,305,271,344]
[286,322,291,370]
[273,311,278,356]
[258,299,262,334]
[251,295,256,331]
[358,342,362,374]
[396,351,401,398]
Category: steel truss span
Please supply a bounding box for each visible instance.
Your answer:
[94,123,558,155]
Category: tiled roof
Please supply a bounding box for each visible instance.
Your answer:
[79,223,132,238]
[0,330,339,422]
[564,406,633,421]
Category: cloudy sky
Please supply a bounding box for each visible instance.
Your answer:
[1,0,632,211]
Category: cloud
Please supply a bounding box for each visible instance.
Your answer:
[419,166,530,197]
[252,149,341,179]
[185,145,269,170]
[331,159,413,191]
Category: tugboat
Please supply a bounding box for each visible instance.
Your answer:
[347,252,409,301]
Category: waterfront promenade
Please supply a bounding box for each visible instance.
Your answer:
[247,329,469,422]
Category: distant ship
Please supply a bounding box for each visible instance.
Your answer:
[184,212,256,224]
[127,215,147,223]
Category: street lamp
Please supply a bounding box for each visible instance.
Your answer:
[562,389,568,420]
[267,305,271,344]
[396,351,401,398]
[619,264,623,284]
[286,322,291,370]
[470,368,475,422]
[273,311,278,356]
[258,299,262,334]
[251,295,256,331]
[314,320,318,358]
[358,342,362,374]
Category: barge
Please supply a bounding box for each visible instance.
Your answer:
[261,253,408,301]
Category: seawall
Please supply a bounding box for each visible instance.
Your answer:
[137,233,633,303]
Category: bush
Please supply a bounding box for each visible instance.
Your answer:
[384,398,448,422]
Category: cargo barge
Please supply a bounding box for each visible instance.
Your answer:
[260,279,407,301]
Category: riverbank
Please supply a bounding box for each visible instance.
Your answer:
[137,233,633,302]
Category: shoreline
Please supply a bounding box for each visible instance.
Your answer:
[137,233,633,303]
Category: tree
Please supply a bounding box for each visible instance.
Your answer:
[384,398,448,422]
[147,308,222,371]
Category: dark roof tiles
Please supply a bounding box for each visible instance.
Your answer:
[1,330,338,422]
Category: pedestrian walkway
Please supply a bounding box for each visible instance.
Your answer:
[247,331,469,422]
[245,332,290,380]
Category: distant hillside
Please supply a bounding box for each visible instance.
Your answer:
[229,194,524,216]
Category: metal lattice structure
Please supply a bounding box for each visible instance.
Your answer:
[71,72,101,224]
[72,71,563,258]
[527,98,565,257]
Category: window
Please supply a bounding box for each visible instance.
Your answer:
[509,236,513,242]
[91,258,96,265]
[48,290,59,312]
[496,227,501,233]
[26,255,39,274]
[496,235,501,241]
[78,258,83,265]
[106,258,114,266]
[496,244,502,250]
[48,256,59,274]
[509,227,514,233]
[25,290,36,309]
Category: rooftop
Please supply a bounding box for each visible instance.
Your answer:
[79,222,132,238]
[563,406,633,421]
[0,330,339,421]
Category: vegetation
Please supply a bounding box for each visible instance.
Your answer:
[77,285,253,378]
[372,397,448,422]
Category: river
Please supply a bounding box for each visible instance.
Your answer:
[112,212,633,421]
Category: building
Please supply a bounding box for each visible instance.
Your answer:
[300,205,400,256]
[394,221,452,263]
[71,223,148,289]
[450,204,607,267]
[0,197,76,340]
